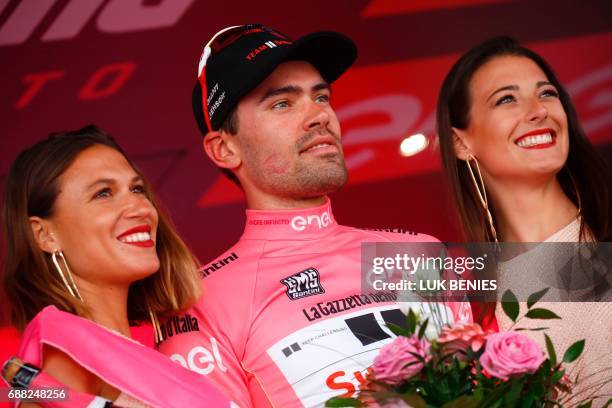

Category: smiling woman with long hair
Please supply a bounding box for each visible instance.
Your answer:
[436,37,611,405]
[437,38,610,244]
[2,125,229,407]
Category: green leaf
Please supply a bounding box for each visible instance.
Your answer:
[531,382,546,398]
[551,369,565,384]
[526,287,550,309]
[407,309,417,335]
[477,382,512,408]
[399,393,428,408]
[520,394,535,408]
[489,399,503,408]
[524,308,561,320]
[386,322,410,337]
[418,318,429,339]
[576,402,593,408]
[544,334,557,367]
[325,397,362,407]
[367,392,426,408]
[501,290,519,322]
[541,359,551,375]
[442,396,480,408]
[563,339,585,363]
[504,379,524,407]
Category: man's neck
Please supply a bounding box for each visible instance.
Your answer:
[245,193,328,210]
[242,198,337,239]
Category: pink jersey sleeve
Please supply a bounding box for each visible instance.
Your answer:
[157,242,264,408]
[158,309,252,407]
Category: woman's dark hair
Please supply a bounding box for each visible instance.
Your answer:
[437,36,611,243]
[3,125,201,330]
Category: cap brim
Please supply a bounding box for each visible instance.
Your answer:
[288,31,357,83]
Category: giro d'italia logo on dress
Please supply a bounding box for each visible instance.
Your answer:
[281,268,325,300]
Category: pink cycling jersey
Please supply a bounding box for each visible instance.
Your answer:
[157,199,471,407]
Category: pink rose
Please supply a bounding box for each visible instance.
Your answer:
[479,332,546,380]
[372,335,431,385]
[438,323,488,359]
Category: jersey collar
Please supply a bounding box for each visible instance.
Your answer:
[242,198,339,240]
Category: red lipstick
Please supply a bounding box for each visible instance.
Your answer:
[514,128,556,149]
[116,225,154,248]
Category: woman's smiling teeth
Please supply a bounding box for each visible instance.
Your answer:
[516,133,553,148]
[119,232,151,243]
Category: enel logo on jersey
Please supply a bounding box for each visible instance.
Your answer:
[170,338,227,376]
[290,211,332,231]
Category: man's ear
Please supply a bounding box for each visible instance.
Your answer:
[452,127,473,161]
[29,216,59,254]
[202,130,241,171]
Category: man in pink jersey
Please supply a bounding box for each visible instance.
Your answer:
[157,24,472,407]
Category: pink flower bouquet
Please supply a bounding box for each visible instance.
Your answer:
[327,289,595,408]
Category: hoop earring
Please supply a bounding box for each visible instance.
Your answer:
[465,155,498,243]
[148,308,164,344]
[564,166,582,216]
[51,250,84,302]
